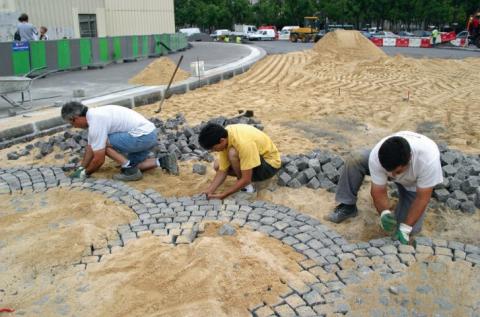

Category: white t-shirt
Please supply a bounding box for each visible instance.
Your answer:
[368,131,443,192]
[86,105,155,151]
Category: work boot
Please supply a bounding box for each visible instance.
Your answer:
[158,152,179,175]
[325,203,358,223]
[113,166,143,182]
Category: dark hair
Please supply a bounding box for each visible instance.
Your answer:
[198,123,228,149]
[18,13,28,22]
[61,101,88,121]
[378,136,411,171]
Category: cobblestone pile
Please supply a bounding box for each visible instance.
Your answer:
[1,166,479,316]
[6,113,263,170]
[277,147,480,213]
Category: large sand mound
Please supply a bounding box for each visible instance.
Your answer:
[129,57,190,86]
[313,29,387,61]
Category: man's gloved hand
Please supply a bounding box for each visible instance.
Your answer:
[393,223,412,245]
[70,166,87,180]
[380,210,397,232]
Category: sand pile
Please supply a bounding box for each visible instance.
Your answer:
[2,223,310,316]
[129,57,190,86]
[0,189,136,307]
[313,30,387,61]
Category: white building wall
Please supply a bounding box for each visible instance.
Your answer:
[0,0,174,40]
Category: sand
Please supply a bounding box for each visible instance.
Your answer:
[0,189,136,312]
[2,222,309,316]
[129,57,190,86]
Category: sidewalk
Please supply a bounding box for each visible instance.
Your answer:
[0,42,253,118]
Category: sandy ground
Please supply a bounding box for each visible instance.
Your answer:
[0,189,136,313]
[343,257,480,316]
[129,57,190,86]
[1,222,311,316]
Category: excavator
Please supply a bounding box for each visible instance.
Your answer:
[290,17,320,42]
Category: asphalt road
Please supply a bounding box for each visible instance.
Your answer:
[250,40,480,59]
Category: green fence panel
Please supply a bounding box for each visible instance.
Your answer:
[57,39,71,70]
[132,36,139,58]
[98,38,109,62]
[113,37,122,61]
[30,41,46,70]
[153,35,162,55]
[12,51,30,75]
[160,34,170,52]
[79,38,92,66]
[142,35,149,57]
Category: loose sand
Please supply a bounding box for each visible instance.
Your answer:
[0,189,136,313]
[129,57,190,86]
[2,222,310,316]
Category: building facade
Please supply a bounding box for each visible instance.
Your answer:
[0,0,175,41]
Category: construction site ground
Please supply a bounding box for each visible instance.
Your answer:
[1,31,480,316]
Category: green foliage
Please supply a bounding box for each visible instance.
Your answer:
[175,0,479,31]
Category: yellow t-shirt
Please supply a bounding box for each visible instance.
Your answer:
[218,124,281,171]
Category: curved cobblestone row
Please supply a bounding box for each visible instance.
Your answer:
[1,166,479,316]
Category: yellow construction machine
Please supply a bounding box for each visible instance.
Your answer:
[290,17,319,42]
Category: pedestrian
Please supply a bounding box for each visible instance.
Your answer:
[39,26,48,40]
[431,27,439,46]
[325,131,443,245]
[61,101,178,181]
[198,123,281,199]
[16,13,38,41]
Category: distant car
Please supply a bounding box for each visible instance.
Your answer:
[397,31,414,37]
[372,31,398,38]
[314,29,326,42]
[360,30,372,39]
[179,28,201,36]
[210,29,230,38]
[412,30,431,37]
[456,30,469,39]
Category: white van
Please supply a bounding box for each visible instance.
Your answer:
[279,26,299,40]
[249,29,276,41]
[179,28,201,36]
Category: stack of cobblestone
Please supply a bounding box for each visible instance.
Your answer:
[433,146,480,213]
[277,150,345,192]
[6,113,263,170]
[277,147,480,213]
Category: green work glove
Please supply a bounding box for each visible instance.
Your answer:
[70,166,87,180]
[393,223,412,245]
[380,210,397,232]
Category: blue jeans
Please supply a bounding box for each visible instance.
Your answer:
[108,129,158,167]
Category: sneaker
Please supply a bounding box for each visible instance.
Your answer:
[241,184,256,193]
[325,204,358,223]
[113,167,143,182]
[158,152,179,175]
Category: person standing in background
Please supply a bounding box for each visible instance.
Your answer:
[16,13,38,41]
[39,26,48,40]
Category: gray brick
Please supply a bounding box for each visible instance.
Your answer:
[295,306,317,317]
[398,245,415,254]
[367,247,383,256]
[466,253,480,265]
[274,304,296,317]
[302,290,325,306]
[398,253,416,266]
[380,245,397,255]
[253,305,275,317]
[435,247,452,257]
[285,293,306,308]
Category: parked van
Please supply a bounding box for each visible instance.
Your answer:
[279,26,299,40]
[249,29,276,41]
[179,28,201,36]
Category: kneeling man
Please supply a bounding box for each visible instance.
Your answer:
[326,131,443,244]
[61,102,177,181]
[199,123,281,199]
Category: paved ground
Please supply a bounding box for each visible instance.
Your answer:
[0,42,251,118]
[250,40,480,58]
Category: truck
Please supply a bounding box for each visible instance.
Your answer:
[232,24,257,38]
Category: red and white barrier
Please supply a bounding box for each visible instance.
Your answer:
[370,32,466,48]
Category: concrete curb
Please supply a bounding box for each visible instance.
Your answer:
[0,43,267,149]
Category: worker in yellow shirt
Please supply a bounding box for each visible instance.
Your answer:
[198,123,281,199]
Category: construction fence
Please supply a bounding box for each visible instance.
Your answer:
[0,33,188,76]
